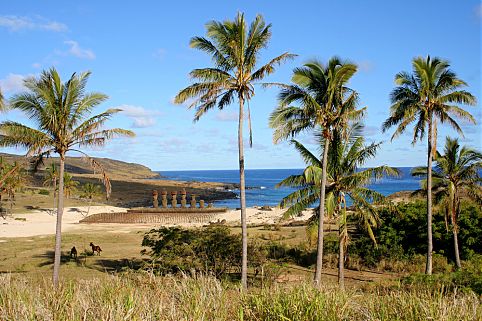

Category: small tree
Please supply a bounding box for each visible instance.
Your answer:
[0,158,25,213]
[80,182,102,216]
[62,172,79,199]
[43,163,58,211]
[277,123,399,288]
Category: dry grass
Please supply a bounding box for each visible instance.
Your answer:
[0,273,479,321]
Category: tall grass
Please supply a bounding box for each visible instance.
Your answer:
[0,273,480,321]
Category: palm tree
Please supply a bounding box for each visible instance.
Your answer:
[269,58,362,288]
[412,137,482,269]
[0,88,4,111]
[43,163,58,211]
[0,158,25,213]
[0,67,134,287]
[174,12,294,289]
[80,182,102,216]
[382,56,477,274]
[278,123,398,288]
[62,172,79,198]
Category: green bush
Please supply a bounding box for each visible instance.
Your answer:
[141,226,266,278]
[349,200,482,269]
[38,189,50,195]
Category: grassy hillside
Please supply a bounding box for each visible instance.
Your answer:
[0,152,160,179]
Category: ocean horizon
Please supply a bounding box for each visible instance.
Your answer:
[157,167,422,208]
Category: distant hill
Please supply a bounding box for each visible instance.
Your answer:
[0,153,160,179]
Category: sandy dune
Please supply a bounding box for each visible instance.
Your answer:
[0,206,314,238]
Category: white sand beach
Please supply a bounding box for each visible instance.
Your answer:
[0,206,314,238]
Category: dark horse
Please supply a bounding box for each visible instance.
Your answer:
[89,242,102,256]
[70,246,77,259]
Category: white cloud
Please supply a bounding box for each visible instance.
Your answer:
[358,60,374,72]
[132,118,156,128]
[363,125,380,137]
[0,15,67,32]
[115,104,162,128]
[476,4,482,19]
[0,73,33,94]
[153,48,166,60]
[32,62,42,69]
[64,40,95,60]
[215,110,239,122]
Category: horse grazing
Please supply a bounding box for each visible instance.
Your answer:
[89,242,102,256]
[70,246,77,259]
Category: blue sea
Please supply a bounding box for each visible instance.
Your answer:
[157,167,422,208]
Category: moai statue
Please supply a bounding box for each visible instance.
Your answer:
[207,202,214,208]
[161,190,168,208]
[171,191,178,208]
[180,188,187,208]
[199,200,205,209]
[152,190,159,208]
[190,194,197,208]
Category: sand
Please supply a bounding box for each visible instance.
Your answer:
[0,205,314,238]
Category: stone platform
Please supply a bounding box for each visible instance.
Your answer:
[79,207,228,224]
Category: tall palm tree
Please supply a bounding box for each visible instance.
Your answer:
[278,123,398,288]
[269,58,362,288]
[382,56,477,274]
[43,163,58,211]
[174,12,294,289]
[0,68,134,287]
[412,137,482,269]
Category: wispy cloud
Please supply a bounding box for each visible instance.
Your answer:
[476,4,482,19]
[0,73,34,94]
[358,60,374,72]
[0,15,67,32]
[215,110,239,122]
[153,48,166,60]
[64,40,95,60]
[116,104,162,128]
[363,125,380,137]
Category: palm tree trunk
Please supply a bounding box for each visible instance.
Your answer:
[426,116,433,275]
[314,138,329,288]
[238,97,248,290]
[451,198,461,269]
[53,154,65,288]
[338,233,345,290]
[453,228,461,269]
[52,178,56,212]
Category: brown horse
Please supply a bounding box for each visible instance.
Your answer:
[89,242,102,255]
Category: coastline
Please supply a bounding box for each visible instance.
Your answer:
[0,205,314,239]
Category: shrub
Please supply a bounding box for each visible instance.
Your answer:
[350,200,482,269]
[38,189,50,195]
[141,226,266,278]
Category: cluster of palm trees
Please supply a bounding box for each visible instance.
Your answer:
[0,12,479,290]
[174,13,479,289]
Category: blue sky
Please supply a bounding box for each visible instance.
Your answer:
[1,1,481,170]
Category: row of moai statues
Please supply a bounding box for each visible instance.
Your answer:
[152,189,213,209]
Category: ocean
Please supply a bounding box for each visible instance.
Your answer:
[157,167,422,208]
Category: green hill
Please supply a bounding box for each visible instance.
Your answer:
[0,153,160,179]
